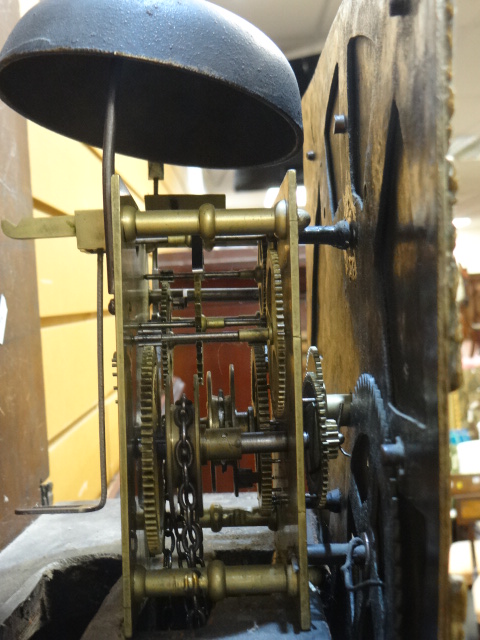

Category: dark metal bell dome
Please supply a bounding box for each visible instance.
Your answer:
[0,0,303,168]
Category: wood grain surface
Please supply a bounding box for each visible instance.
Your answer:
[0,0,49,551]
[302,0,454,636]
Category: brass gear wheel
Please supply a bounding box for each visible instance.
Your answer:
[251,344,273,513]
[266,247,286,418]
[302,347,340,507]
[257,239,268,317]
[194,273,204,384]
[160,281,173,389]
[140,345,164,556]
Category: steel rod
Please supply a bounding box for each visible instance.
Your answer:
[138,315,263,331]
[211,235,264,245]
[145,269,259,280]
[240,431,289,453]
[134,235,264,246]
[142,320,196,329]
[135,331,238,345]
[16,252,108,514]
[224,316,264,327]
[134,328,268,346]
[307,543,366,566]
[199,505,276,531]
[102,61,120,294]
[150,287,259,303]
[303,393,352,425]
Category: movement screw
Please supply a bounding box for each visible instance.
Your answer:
[333,114,348,134]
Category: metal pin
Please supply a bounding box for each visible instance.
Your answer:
[333,114,348,134]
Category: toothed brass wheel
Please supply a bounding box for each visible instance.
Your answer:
[160,281,173,390]
[194,273,204,384]
[251,344,273,514]
[302,347,340,508]
[257,239,268,317]
[140,345,165,556]
[266,247,286,418]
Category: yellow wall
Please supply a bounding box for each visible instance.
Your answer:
[28,121,185,503]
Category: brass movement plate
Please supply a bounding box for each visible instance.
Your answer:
[272,170,310,630]
[112,176,149,637]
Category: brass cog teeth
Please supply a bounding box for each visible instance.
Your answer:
[258,241,268,305]
[251,344,271,428]
[194,273,203,332]
[251,344,273,511]
[194,274,204,383]
[304,347,340,506]
[266,248,287,418]
[159,281,173,391]
[196,341,204,384]
[139,345,164,556]
[267,248,286,417]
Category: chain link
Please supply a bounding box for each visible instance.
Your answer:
[170,393,208,624]
[163,518,175,569]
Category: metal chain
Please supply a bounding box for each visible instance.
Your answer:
[172,393,208,625]
[163,515,175,570]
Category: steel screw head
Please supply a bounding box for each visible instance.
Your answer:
[333,114,348,134]
[306,150,316,161]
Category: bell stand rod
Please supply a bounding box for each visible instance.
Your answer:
[16,252,108,514]
[103,60,121,295]
[15,65,122,514]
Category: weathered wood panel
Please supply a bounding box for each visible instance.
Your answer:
[0,0,48,550]
[302,0,454,636]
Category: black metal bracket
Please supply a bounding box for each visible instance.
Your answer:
[191,235,204,273]
[299,220,357,250]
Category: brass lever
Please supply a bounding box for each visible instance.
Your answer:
[2,215,76,239]
[2,210,105,252]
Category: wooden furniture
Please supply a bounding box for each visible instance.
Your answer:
[459,269,480,356]
[451,473,480,540]
[0,0,49,551]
